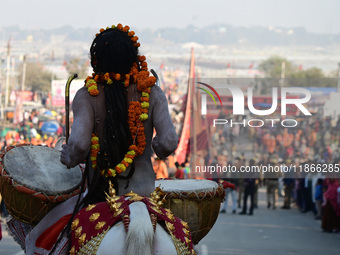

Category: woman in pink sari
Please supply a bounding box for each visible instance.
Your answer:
[322,178,340,232]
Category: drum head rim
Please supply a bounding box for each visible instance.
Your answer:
[155,179,218,192]
[155,179,225,199]
[2,145,82,196]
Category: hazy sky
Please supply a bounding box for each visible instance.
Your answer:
[1,0,339,34]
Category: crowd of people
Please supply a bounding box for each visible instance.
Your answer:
[184,110,340,234]
[0,107,68,224]
[1,78,340,240]
[151,101,340,235]
[152,150,340,235]
[0,108,67,149]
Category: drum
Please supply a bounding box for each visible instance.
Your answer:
[0,144,82,225]
[155,179,225,244]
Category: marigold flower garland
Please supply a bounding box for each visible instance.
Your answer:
[85,24,156,178]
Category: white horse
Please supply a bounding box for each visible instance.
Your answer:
[23,194,180,255]
[97,201,177,255]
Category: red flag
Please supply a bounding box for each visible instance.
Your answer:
[175,48,195,164]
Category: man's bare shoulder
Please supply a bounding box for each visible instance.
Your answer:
[74,87,91,98]
[150,85,166,104]
[72,87,93,110]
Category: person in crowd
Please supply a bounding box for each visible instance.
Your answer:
[239,159,256,215]
[314,178,324,220]
[219,152,238,214]
[321,178,340,232]
[282,159,295,209]
[237,156,245,208]
[7,23,179,254]
[153,157,169,179]
[265,158,281,209]
[174,162,185,179]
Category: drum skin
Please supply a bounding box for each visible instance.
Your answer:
[156,179,225,244]
[0,144,82,225]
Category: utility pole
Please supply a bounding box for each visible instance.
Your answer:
[0,58,3,119]
[21,55,27,91]
[51,50,54,82]
[5,40,11,107]
[337,62,340,92]
[281,61,286,87]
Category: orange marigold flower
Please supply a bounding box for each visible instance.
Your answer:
[123,25,130,32]
[138,55,146,62]
[146,80,155,87]
[115,166,122,174]
[85,76,92,83]
[115,73,121,80]
[138,70,148,78]
[131,36,139,43]
[100,28,105,33]
[124,74,130,87]
[117,23,123,30]
[90,90,99,96]
[87,81,97,89]
[104,73,110,80]
[128,31,135,37]
[125,154,135,159]
[129,145,138,151]
[134,43,140,48]
[107,169,113,177]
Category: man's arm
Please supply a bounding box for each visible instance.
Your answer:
[151,86,178,158]
[60,88,94,168]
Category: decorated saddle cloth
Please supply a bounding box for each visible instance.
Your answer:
[70,191,196,255]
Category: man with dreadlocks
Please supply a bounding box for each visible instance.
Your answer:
[6,24,195,255]
[60,25,178,201]
[57,24,185,254]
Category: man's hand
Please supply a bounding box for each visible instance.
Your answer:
[60,144,75,168]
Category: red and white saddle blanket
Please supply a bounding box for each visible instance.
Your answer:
[70,194,195,255]
[7,194,195,255]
